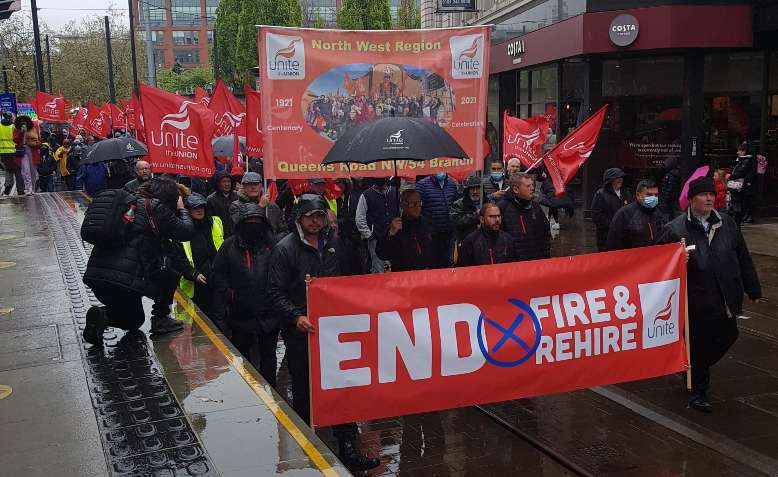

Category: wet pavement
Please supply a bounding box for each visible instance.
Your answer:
[2,191,778,476]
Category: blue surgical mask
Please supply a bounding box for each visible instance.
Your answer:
[490,171,504,181]
[643,196,658,209]
[435,172,447,182]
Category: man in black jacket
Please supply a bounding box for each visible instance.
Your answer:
[450,174,481,245]
[83,178,194,346]
[268,195,379,472]
[377,189,435,272]
[123,160,152,193]
[229,172,286,235]
[659,177,762,413]
[211,203,279,386]
[458,203,515,267]
[606,179,668,251]
[206,171,238,237]
[498,172,551,261]
[591,168,632,251]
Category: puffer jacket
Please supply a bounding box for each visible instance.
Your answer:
[481,175,507,202]
[268,224,353,325]
[591,185,632,249]
[229,192,287,235]
[83,197,194,297]
[207,190,239,237]
[498,189,550,261]
[450,196,479,242]
[457,228,514,267]
[415,175,459,233]
[606,202,668,251]
[376,216,435,272]
[210,227,277,333]
[658,210,761,320]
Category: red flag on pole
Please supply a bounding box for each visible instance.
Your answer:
[110,103,126,130]
[195,86,210,108]
[84,101,111,138]
[503,112,549,168]
[35,91,71,122]
[139,84,216,178]
[129,93,146,143]
[543,105,608,196]
[244,84,263,157]
[73,104,88,130]
[209,80,245,137]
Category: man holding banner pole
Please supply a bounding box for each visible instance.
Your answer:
[659,176,762,413]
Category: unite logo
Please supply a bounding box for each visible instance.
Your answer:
[383,129,409,151]
[449,34,484,79]
[43,99,60,115]
[216,111,246,134]
[150,101,200,154]
[266,33,305,80]
[637,278,680,349]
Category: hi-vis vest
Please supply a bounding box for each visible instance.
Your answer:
[179,216,224,299]
[0,123,15,154]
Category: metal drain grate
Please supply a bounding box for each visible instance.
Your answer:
[39,194,217,476]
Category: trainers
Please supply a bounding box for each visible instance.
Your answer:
[83,306,106,346]
[339,440,380,472]
[688,393,713,413]
[150,315,184,335]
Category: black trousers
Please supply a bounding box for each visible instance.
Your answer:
[281,325,357,439]
[231,326,280,388]
[151,273,180,319]
[431,231,453,268]
[91,284,146,330]
[689,316,739,394]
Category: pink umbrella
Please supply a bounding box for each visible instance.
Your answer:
[678,165,710,211]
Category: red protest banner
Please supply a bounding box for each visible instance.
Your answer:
[73,105,88,130]
[35,91,71,122]
[503,112,548,168]
[258,26,490,179]
[195,86,211,108]
[139,84,216,177]
[84,101,111,138]
[109,103,126,130]
[245,86,263,157]
[209,79,246,137]
[308,243,687,427]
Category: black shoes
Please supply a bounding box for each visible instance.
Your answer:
[83,306,107,346]
[150,315,184,335]
[339,439,380,472]
[688,393,713,413]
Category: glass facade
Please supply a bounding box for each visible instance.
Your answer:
[493,0,586,44]
[139,0,166,26]
[206,30,214,45]
[152,49,166,68]
[149,30,165,44]
[174,49,201,65]
[205,0,218,25]
[172,30,200,45]
[171,0,201,25]
[306,0,337,26]
[515,65,559,149]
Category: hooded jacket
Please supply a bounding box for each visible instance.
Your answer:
[229,191,287,235]
[450,195,480,242]
[207,185,239,237]
[498,189,551,261]
[730,154,757,196]
[658,210,761,320]
[591,174,632,248]
[606,201,668,251]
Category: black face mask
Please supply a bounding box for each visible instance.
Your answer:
[373,178,387,188]
[239,223,265,245]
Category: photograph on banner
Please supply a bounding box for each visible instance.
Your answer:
[307,244,688,426]
[259,26,490,179]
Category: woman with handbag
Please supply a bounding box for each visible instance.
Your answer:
[728,142,757,227]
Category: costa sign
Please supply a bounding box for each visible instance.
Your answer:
[506,39,526,65]
[308,244,688,426]
[609,14,640,47]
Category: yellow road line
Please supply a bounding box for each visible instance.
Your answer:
[174,291,340,477]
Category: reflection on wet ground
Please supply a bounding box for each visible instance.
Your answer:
[2,192,778,476]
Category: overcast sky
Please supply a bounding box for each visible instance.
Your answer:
[20,0,129,29]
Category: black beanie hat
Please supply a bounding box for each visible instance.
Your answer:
[687,176,716,200]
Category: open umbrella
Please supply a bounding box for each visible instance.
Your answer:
[80,136,148,165]
[322,117,467,167]
[212,135,246,158]
[679,165,710,211]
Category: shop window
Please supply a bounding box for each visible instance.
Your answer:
[704,52,764,94]
[492,0,586,44]
[516,65,558,142]
[603,57,683,97]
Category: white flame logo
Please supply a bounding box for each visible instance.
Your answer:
[44,99,59,113]
[387,129,404,143]
[220,111,245,129]
[562,138,594,158]
[160,100,197,131]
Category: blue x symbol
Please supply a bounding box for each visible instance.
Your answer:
[487,315,530,354]
[477,298,542,368]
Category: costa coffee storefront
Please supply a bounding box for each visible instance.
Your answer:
[488,4,778,212]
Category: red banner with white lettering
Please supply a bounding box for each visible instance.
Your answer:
[308,243,687,426]
[543,105,608,195]
[139,84,216,177]
[73,105,88,130]
[209,79,246,137]
[245,86,263,157]
[195,86,210,108]
[503,112,548,168]
[35,91,71,122]
[109,103,126,130]
[84,101,111,138]
[258,26,490,179]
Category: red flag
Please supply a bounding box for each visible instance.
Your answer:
[195,86,210,108]
[73,105,88,130]
[503,112,549,168]
[267,180,278,203]
[209,80,245,137]
[84,101,111,138]
[139,84,216,178]
[130,93,146,143]
[110,103,126,130]
[543,105,608,196]
[35,91,71,122]
[244,85,263,157]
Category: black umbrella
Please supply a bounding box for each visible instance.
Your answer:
[322,117,467,166]
[80,136,148,165]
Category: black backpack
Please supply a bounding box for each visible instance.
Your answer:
[37,150,56,177]
[81,189,136,248]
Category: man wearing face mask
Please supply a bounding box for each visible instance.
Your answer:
[355,177,398,273]
[606,179,668,251]
[415,171,459,268]
[591,167,632,251]
[482,160,509,202]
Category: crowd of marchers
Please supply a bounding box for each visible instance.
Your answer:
[74,146,763,471]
